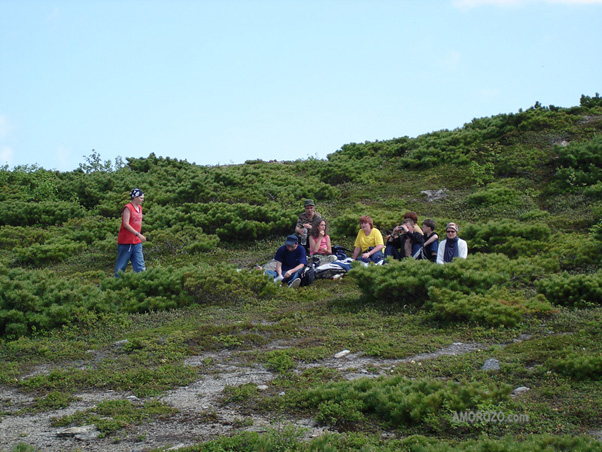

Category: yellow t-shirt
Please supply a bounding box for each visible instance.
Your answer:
[354,228,384,252]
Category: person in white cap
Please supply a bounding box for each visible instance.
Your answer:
[436,222,468,264]
[114,188,147,276]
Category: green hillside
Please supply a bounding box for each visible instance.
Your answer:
[1,94,602,451]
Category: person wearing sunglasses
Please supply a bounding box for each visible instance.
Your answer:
[436,222,468,264]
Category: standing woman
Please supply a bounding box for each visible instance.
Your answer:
[114,188,147,277]
[352,215,385,264]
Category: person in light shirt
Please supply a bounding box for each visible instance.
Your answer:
[436,222,468,264]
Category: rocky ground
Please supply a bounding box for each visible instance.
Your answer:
[1,341,518,452]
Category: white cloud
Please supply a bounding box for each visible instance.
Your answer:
[452,0,602,8]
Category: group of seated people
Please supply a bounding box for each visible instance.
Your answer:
[265,199,468,287]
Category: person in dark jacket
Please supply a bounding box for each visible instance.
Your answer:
[384,218,424,260]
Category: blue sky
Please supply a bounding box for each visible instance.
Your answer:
[1,0,601,172]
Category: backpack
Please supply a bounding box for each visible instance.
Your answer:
[331,245,351,260]
[299,264,315,287]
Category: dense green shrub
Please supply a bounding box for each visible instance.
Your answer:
[0,200,86,227]
[552,135,602,192]
[0,263,277,337]
[182,264,277,304]
[60,216,118,242]
[428,287,553,327]
[0,266,102,337]
[0,226,50,250]
[353,254,557,326]
[465,183,524,208]
[102,267,193,313]
[328,138,412,161]
[535,271,602,308]
[102,264,277,313]
[550,232,602,271]
[148,225,220,256]
[493,144,552,178]
[547,352,602,380]
[463,220,551,257]
[353,254,549,306]
[580,92,602,108]
[12,238,87,266]
[145,202,297,241]
[145,160,340,207]
[290,375,511,429]
[399,434,602,452]
[164,431,602,452]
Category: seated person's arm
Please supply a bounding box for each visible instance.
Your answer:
[309,235,321,254]
[325,236,332,254]
[424,233,438,247]
[275,261,283,276]
[295,222,305,235]
[352,246,361,260]
[284,263,305,279]
[412,232,425,245]
[459,241,468,259]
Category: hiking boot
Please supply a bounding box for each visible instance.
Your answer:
[289,278,301,288]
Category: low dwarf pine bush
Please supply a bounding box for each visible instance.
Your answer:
[463,220,551,257]
[12,238,86,266]
[148,225,220,257]
[290,375,511,430]
[428,287,554,327]
[535,271,602,308]
[465,183,524,209]
[352,254,545,306]
[547,353,602,380]
[0,266,102,338]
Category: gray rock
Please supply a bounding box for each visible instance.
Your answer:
[420,188,449,202]
[481,358,500,371]
[56,425,99,440]
[334,350,351,358]
[512,386,530,396]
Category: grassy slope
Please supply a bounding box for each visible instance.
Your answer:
[1,98,602,451]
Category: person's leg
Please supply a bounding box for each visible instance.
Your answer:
[287,268,303,287]
[130,243,146,273]
[115,244,133,277]
[282,267,303,284]
[369,250,384,263]
[384,244,401,260]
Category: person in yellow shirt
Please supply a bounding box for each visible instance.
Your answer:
[352,215,384,264]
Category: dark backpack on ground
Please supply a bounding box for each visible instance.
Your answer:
[299,264,315,287]
[331,245,351,260]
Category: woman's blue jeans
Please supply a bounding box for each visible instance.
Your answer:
[356,247,384,263]
[115,243,146,277]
